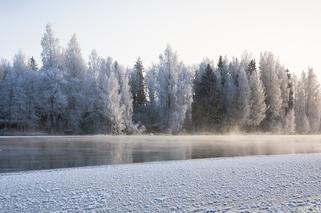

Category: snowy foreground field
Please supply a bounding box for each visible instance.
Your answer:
[1,154,321,212]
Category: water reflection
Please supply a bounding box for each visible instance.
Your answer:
[0,135,321,173]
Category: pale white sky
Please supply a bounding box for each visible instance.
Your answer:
[0,0,321,75]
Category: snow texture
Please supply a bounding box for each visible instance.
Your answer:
[1,154,321,212]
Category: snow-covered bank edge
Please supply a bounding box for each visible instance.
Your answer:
[0,153,306,176]
[2,154,321,212]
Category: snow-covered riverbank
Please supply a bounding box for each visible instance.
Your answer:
[1,154,321,212]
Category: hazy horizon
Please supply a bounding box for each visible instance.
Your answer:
[1,0,321,75]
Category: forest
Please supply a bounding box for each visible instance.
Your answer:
[0,24,319,135]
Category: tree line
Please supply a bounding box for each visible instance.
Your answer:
[0,24,320,134]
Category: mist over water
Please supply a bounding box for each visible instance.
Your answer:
[0,135,321,173]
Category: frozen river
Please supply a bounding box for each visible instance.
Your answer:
[1,135,321,173]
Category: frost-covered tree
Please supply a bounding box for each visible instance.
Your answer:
[152,45,193,133]
[217,56,229,89]
[234,67,250,128]
[295,72,310,133]
[156,45,179,132]
[64,34,86,79]
[88,50,100,79]
[63,34,87,132]
[281,69,296,133]
[0,63,15,128]
[247,60,266,130]
[81,50,102,133]
[41,24,62,69]
[39,25,66,133]
[247,59,256,77]
[130,57,146,110]
[0,61,11,124]
[106,71,125,134]
[145,65,159,131]
[276,63,291,130]
[223,58,242,130]
[114,63,137,133]
[96,57,113,132]
[93,58,136,134]
[23,57,41,130]
[0,59,10,81]
[259,52,282,132]
[286,69,295,112]
[130,58,147,128]
[0,55,26,129]
[192,64,222,131]
[28,57,38,71]
[38,68,67,133]
[222,72,236,127]
[284,108,296,134]
[305,68,321,132]
[175,63,193,132]
[1,52,40,130]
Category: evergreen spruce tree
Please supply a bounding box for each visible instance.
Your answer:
[130,57,146,111]
[192,64,222,131]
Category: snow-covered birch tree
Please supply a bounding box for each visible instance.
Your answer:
[259,52,282,132]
